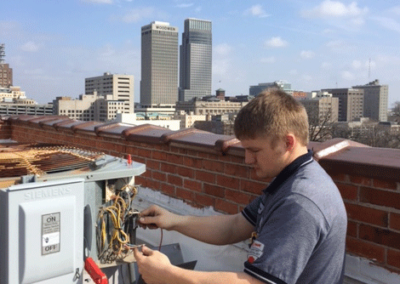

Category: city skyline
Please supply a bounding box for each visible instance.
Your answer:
[1,0,400,107]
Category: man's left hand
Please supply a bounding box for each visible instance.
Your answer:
[134,245,172,284]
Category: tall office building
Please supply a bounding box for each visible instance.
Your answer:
[0,44,13,88]
[322,88,364,122]
[140,21,179,106]
[353,80,388,122]
[179,18,212,102]
[85,72,134,113]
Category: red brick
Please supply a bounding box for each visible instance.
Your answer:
[336,182,358,201]
[360,187,400,210]
[134,176,146,187]
[203,159,224,172]
[230,155,245,164]
[390,212,400,231]
[225,189,252,205]
[167,153,183,164]
[204,183,225,198]
[177,166,195,179]
[347,221,357,238]
[160,183,175,196]
[346,237,385,263]
[160,163,176,174]
[146,159,160,170]
[388,249,400,270]
[348,175,371,186]
[170,147,180,153]
[186,150,198,157]
[198,152,210,159]
[196,170,215,183]
[184,180,202,192]
[373,179,398,190]
[138,148,152,158]
[167,174,183,187]
[345,203,388,227]
[152,151,167,161]
[216,175,240,190]
[152,171,166,182]
[195,194,214,207]
[176,188,195,201]
[183,157,202,168]
[359,224,400,250]
[215,199,239,214]
[329,173,348,182]
[224,163,249,178]
[147,179,160,191]
[240,179,266,194]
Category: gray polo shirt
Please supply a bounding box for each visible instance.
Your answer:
[242,152,347,284]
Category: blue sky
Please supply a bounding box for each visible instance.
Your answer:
[1,0,400,107]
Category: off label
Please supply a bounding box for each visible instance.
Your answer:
[41,212,60,255]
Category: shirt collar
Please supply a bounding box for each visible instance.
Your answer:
[264,150,314,194]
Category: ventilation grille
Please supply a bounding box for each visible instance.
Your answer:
[0,143,104,178]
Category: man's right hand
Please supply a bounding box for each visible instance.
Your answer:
[138,205,179,231]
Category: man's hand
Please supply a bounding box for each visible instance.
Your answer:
[134,245,172,284]
[138,205,179,230]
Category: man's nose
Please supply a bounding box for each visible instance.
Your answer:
[244,151,255,164]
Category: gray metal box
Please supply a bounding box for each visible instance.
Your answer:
[0,178,85,284]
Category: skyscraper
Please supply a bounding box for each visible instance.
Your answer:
[353,80,388,122]
[140,21,179,106]
[179,18,212,102]
[85,72,134,113]
[0,44,13,88]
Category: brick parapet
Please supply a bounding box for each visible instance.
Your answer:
[2,115,400,274]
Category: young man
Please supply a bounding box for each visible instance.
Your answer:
[134,89,347,284]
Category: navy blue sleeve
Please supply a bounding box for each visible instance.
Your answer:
[241,195,261,227]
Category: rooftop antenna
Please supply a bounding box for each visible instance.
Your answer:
[0,44,5,64]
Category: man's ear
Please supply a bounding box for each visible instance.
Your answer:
[285,134,295,151]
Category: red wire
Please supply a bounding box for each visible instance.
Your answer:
[158,228,163,251]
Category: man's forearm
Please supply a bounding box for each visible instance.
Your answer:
[171,213,251,245]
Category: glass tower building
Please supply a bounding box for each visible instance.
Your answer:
[179,18,212,102]
[140,21,179,106]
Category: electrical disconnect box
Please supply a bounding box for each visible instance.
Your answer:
[0,143,146,284]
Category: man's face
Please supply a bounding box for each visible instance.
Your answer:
[241,136,289,179]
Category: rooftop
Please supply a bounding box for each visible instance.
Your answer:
[1,114,400,284]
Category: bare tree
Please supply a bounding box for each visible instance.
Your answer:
[308,107,334,142]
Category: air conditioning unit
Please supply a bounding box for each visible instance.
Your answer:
[0,143,146,284]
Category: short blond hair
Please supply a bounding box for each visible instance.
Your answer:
[234,88,309,146]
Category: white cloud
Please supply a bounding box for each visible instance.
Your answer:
[264,37,287,48]
[177,3,194,8]
[289,69,298,75]
[118,7,167,23]
[321,62,332,69]
[244,5,270,18]
[260,57,275,63]
[352,60,362,69]
[214,43,232,56]
[342,71,355,80]
[302,74,313,81]
[389,6,400,15]
[81,0,113,4]
[301,0,368,18]
[213,44,232,77]
[326,40,355,53]
[300,50,314,59]
[20,41,40,52]
[195,6,202,12]
[372,16,400,33]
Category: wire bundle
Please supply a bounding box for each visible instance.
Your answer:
[96,185,139,264]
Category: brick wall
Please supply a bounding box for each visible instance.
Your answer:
[3,116,400,275]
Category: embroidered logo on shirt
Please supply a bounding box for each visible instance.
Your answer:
[247,240,264,264]
[257,202,265,214]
